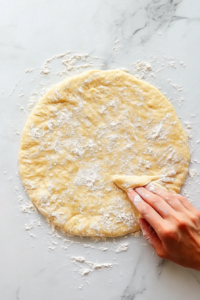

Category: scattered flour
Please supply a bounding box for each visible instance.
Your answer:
[189,169,198,178]
[132,60,152,79]
[10,47,198,283]
[184,121,193,139]
[71,256,115,276]
[26,68,34,73]
[72,256,85,263]
[41,60,51,75]
[79,268,91,276]
[24,220,41,231]
[115,243,129,253]
[98,247,108,251]
[20,202,35,214]
[113,40,123,53]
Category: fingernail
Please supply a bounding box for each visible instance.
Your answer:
[132,194,142,209]
[127,189,133,198]
[147,183,156,192]
[128,191,137,201]
[134,194,142,203]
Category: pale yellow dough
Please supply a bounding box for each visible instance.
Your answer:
[112,174,167,192]
[19,70,190,237]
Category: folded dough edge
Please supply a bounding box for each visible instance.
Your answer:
[112,174,168,192]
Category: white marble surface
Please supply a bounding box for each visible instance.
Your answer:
[1,0,200,299]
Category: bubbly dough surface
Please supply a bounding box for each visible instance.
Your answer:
[19,70,190,237]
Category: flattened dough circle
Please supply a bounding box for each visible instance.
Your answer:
[19,70,190,237]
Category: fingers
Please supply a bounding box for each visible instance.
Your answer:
[135,187,174,218]
[138,218,167,258]
[138,218,159,246]
[128,189,165,231]
[175,194,199,214]
[145,184,187,212]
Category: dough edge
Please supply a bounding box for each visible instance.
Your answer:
[18,69,190,238]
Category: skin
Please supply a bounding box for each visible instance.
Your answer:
[127,184,200,270]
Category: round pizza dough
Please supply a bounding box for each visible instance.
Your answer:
[19,70,190,237]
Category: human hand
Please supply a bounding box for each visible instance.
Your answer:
[128,185,200,270]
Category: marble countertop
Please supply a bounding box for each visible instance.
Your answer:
[1,0,200,299]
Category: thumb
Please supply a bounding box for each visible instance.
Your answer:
[138,218,165,257]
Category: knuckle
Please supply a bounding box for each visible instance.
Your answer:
[175,214,188,229]
[177,219,187,229]
[161,226,177,241]
[190,213,200,225]
[195,211,200,220]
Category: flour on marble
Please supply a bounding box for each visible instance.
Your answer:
[20,202,35,214]
[72,256,85,263]
[24,220,41,231]
[113,40,123,53]
[98,247,108,251]
[71,256,115,276]
[115,242,129,253]
[26,68,34,73]
[79,268,91,276]
[132,60,152,79]
[11,48,199,278]
[189,169,198,178]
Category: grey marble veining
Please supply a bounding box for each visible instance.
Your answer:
[1,0,200,299]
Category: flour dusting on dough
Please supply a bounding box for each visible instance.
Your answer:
[73,165,101,189]
[19,69,190,238]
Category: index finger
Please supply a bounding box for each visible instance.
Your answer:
[128,189,165,232]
